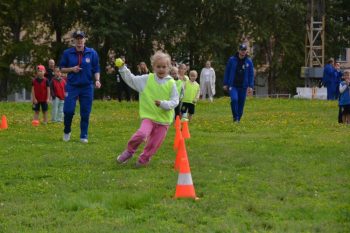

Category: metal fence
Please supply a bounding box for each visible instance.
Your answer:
[254,94,291,99]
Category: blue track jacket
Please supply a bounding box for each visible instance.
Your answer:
[59,47,100,86]
[223,53,254,88]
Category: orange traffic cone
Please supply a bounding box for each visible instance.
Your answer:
[174,115,181,129]
[181,120,190,139]
[32,120,40,127]
[174,138,198,199]
[1,115,8,129]
[174,136,186,171]
[173,126,183,151]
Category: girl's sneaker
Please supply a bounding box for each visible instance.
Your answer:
[116,151,133,164]
[135,161,149,168]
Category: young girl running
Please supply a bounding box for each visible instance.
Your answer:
[115,51,179,167]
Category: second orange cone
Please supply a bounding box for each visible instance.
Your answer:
[173,126,183,151]
[174,136,186,171]
[181,120,190,139]
[1,115,8,129]
[174,115,181,129]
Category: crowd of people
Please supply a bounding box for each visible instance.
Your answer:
[30,29,257,168]
[30,29,350,169]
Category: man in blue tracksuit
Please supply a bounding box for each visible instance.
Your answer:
[322,58,342,100]
[59,30,101,143]
[223,44,254,123]
[322,58,339,100]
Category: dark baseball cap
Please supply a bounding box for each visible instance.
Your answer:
[239,44,247,50]
[73,30,85,38]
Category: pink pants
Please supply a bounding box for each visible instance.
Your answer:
[126,119,169,164]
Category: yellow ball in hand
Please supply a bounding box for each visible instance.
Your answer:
[115,58,124,68]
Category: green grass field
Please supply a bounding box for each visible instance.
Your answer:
[0,98,349,233]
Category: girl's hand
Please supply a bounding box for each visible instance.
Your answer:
[155,100,161,107]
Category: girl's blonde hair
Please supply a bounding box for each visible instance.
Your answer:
[178,63,187,70]
[189,70,198,77]
[170,66,178,73]
[150,51,171,67]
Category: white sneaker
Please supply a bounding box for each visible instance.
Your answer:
[63,133,71,142]
[80,138,88,143]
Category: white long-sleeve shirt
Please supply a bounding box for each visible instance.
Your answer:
[118,66,179,110]
[200,67,216,95]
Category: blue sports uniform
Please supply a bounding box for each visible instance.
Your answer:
[223,52,254,122]
[322,63,341,100]
[339,81,350,106]
[59,47,100,139]
[339,81,350,122]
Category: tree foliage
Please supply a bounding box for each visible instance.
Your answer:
[326,0,350,60]
[0,0,40,99]
[246,0,306,93]
[0,0,349,99]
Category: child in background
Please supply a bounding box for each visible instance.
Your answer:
[115,51,179,167]
[178,63,189,82]
[200,60,216,102]
[50,67,66,122]
[339,70,350,124]
[170,66,183,118]
[137,61,150,75]
[181,70,200,121]
[31,65,50,124]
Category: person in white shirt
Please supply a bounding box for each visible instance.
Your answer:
[200,60,216,102]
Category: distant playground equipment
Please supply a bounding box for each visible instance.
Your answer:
[296,0,326,99]
[296,1,350,100]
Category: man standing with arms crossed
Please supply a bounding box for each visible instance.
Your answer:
[59,30,101,143]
